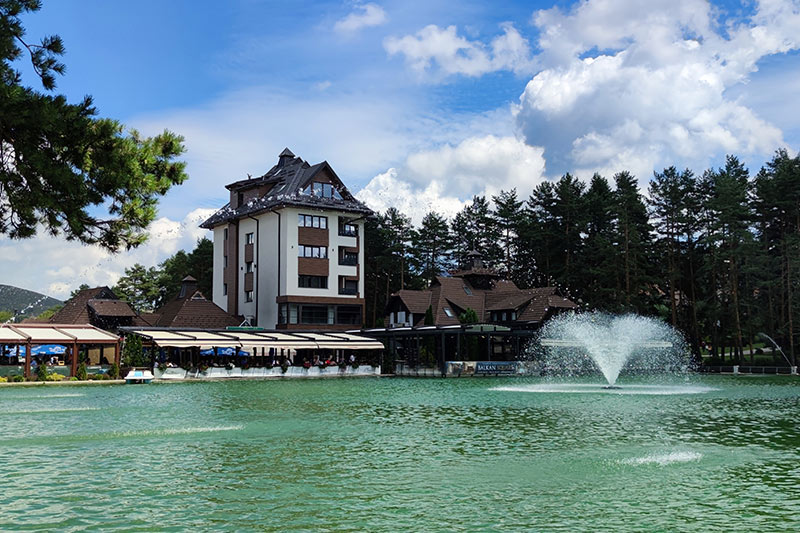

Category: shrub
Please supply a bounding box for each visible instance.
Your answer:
[68,377,78,381]
[122,335,149,367]
[76,363,88,381]
[0,376,7,383]
[46,373,65,381]
[36,363,48,381]
[107,363,120,379]
[10,375,25,382]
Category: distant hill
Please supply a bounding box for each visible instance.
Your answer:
[0,284,63,319]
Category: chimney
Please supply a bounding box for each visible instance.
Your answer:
[277,147,295,168]
[178,275,198,299]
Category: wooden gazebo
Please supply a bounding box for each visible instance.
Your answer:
[0,324,120,378]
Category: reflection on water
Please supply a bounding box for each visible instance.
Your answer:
[0,376,798,531]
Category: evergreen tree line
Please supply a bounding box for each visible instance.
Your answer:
[110,238,213,312]
[364,150,800,365]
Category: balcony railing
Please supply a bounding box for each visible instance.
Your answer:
[339,287,358,295]
[339,256,358,266]
[338,227,358,237]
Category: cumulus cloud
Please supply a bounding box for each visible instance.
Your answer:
[334,3,388,34]
[0,209,214,300]
[384,23,535,77]
[515,0,799,181]
[357,135,546,224]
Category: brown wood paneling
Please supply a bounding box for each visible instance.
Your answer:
[298,227,328,246]
[244,272,254,291]
[244,243,254,262]
[297,257,329,276]
[276,295,365,305]
[225,222,238,313]
[277,323,358,331]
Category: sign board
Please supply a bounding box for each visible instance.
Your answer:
[474,361,518,375]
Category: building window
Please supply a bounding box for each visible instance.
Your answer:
[246,261,254,273]
[463,285,472,295]
[338,218,357,237]
[298,214,327,229]
[245,290,254,302]
[224,255,228,268]
[300,304,331,325]
[223,283,227,296]
[443,307,454,317]
[298,245,328,258]
[338,277,358,295]
[301,182,342,200]
[223,228,228,241]
[336,305,362,325]
[299,275,328,289]
[245,232,254,245]
[339,249,358,266]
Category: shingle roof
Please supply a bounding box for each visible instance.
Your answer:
[201,152,372,229]
[49,287,116,324]
[87,299,137,317]
[394,290,432,315]
[149,291,241,329]
[386,278,577,327]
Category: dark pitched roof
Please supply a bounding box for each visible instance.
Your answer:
[87,299,137,317]
[201,151,372,228]
[49,287,117,324]
[386,277,577,327]
[150,290,241,329]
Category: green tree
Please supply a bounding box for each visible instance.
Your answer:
[113,264,162,312]
[411,211,452,285]
[611,171,652,311]
[156,237,213,306]
[122,334,148,367]
[450,196,501,268]
[580,173,616,309]
[492,189,524,276]
[0,1,187,250]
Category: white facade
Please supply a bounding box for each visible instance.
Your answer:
[211,206,364,329]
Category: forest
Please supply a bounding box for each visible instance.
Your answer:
[363,150,800,365]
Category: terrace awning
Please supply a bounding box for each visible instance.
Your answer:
[0,324,119,345]
[126,328,385,351]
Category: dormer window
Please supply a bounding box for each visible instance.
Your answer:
[443,307,454,317]
[302,182,343,199]
[463,285,472,295]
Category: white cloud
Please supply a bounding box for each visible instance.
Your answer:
[515,0,799,182]
[0,209,213,300]
[334,3,388,34]
[384,23,535,78]
[357,135,546,224]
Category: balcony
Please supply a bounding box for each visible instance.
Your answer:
[338,227,358,237]
[338,286,358,295]
[339,255,358,266]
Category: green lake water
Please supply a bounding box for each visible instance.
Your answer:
[1,375,799,531]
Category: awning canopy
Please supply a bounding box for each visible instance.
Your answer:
[125,328,385,351]
[0,324,119,345]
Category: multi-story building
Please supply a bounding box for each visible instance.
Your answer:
[200,149,372,330]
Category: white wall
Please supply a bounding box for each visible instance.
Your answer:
[256,212,279,328]
[212,226,226,311]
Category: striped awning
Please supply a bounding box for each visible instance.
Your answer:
[127,328,384,351]
[0,324,118,345]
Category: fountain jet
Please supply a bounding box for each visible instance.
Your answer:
[536,313,688,387]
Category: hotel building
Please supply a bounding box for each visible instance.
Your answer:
[201,149,372,330]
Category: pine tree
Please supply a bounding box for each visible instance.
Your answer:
[0,2,187,250]
[611,171,652,311]
[411,212,452,285]
[580,174,616,309]
[491,189,524,276]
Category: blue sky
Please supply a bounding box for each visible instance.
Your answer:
[4,0,800,299]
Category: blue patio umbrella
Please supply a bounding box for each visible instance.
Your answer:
[199,347,250,356]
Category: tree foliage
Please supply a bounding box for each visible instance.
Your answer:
[363,149,800,365]
[0,1,187,250]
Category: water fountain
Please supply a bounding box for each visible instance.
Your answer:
[534,312,690,388]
